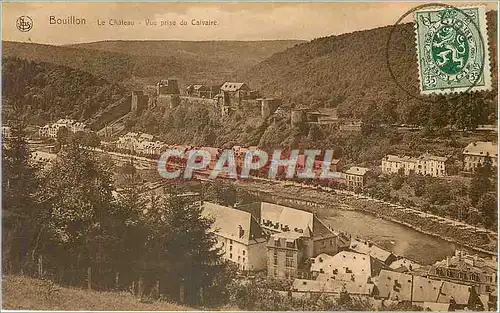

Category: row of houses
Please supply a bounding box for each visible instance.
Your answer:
[108,136,373,188]
[201,201,350,274]
[295,248,496,301]
[38,119,88,138]
[115,132,165,156]
[381,141,498,178]
[381,153,448,177]
[199,200,496,310]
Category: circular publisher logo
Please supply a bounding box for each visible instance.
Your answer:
[16,16,33,32]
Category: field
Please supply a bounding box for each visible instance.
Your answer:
[2,275,194,311]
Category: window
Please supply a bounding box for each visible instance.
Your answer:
[230,240,233,244]
[242,250,246,256]
[238,256,241,261]
[230,245,233,251]
[285,251,294,268]
[230,253,233,259]
[243,257,245,263]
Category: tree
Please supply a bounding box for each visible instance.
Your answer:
[56,126,69,145]
[469,157,493,206]
[142,187,225,304]
[361,104,382,136]
[390,172,405,190]
[425,181,451,205]
[477,193,497,228]
[110,160,150,287]
[85,132,101,148]
[2,114,43,273]
[42,141,115,272]
[203,182,238,207]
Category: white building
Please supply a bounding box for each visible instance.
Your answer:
[201,202,268,271]
[381,153,448,177]
[382,155,418,176]
[137,140,165,155]
[257,202,351,279]
[116,132,165,155]
[2,126,12,139]
[416,153,448,177]
[38,119,87,138]
[463,141,498,172]
[310,251,384,284]
[342,166,370,188]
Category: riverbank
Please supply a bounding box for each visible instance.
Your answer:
[234,179,497,256]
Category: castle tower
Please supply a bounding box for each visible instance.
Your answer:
[157,79,180,96]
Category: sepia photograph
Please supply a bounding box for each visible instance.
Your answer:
[1,1,499,311]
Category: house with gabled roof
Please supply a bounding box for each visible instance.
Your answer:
[311,251,385,284]
[186,84,211,98]
[201,202,267,271]
[427,250,497,295]
[219,82,251,105]
[376,269,473,308]
[462,141,498,172]
[350,238,397,265]
[342,166,371,189]
[256,202,350,279]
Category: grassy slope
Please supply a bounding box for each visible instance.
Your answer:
[2,275,193,311]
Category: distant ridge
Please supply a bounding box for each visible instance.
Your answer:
[241,11,498,123]
[2,40,304,84]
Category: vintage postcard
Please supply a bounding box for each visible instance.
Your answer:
[1,1,498,311]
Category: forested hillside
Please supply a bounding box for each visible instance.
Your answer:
[3,40,303,85]
[122,11,498,161]
[68,40,304,69]
[242,11,498,128]
[2,57,126,125]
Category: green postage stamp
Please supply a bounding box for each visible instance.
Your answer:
[415,5,491,95]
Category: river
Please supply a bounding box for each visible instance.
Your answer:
[249,186,489,265]
[318,207,466,265]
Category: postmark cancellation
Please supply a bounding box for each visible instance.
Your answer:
[415,5,491,95]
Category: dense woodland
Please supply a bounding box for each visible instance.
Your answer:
[3,40,302,85]
[2,57,126,125]
[242,11,498,127]
[2,114,235,305]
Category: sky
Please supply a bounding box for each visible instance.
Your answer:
[2,2,498,45]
